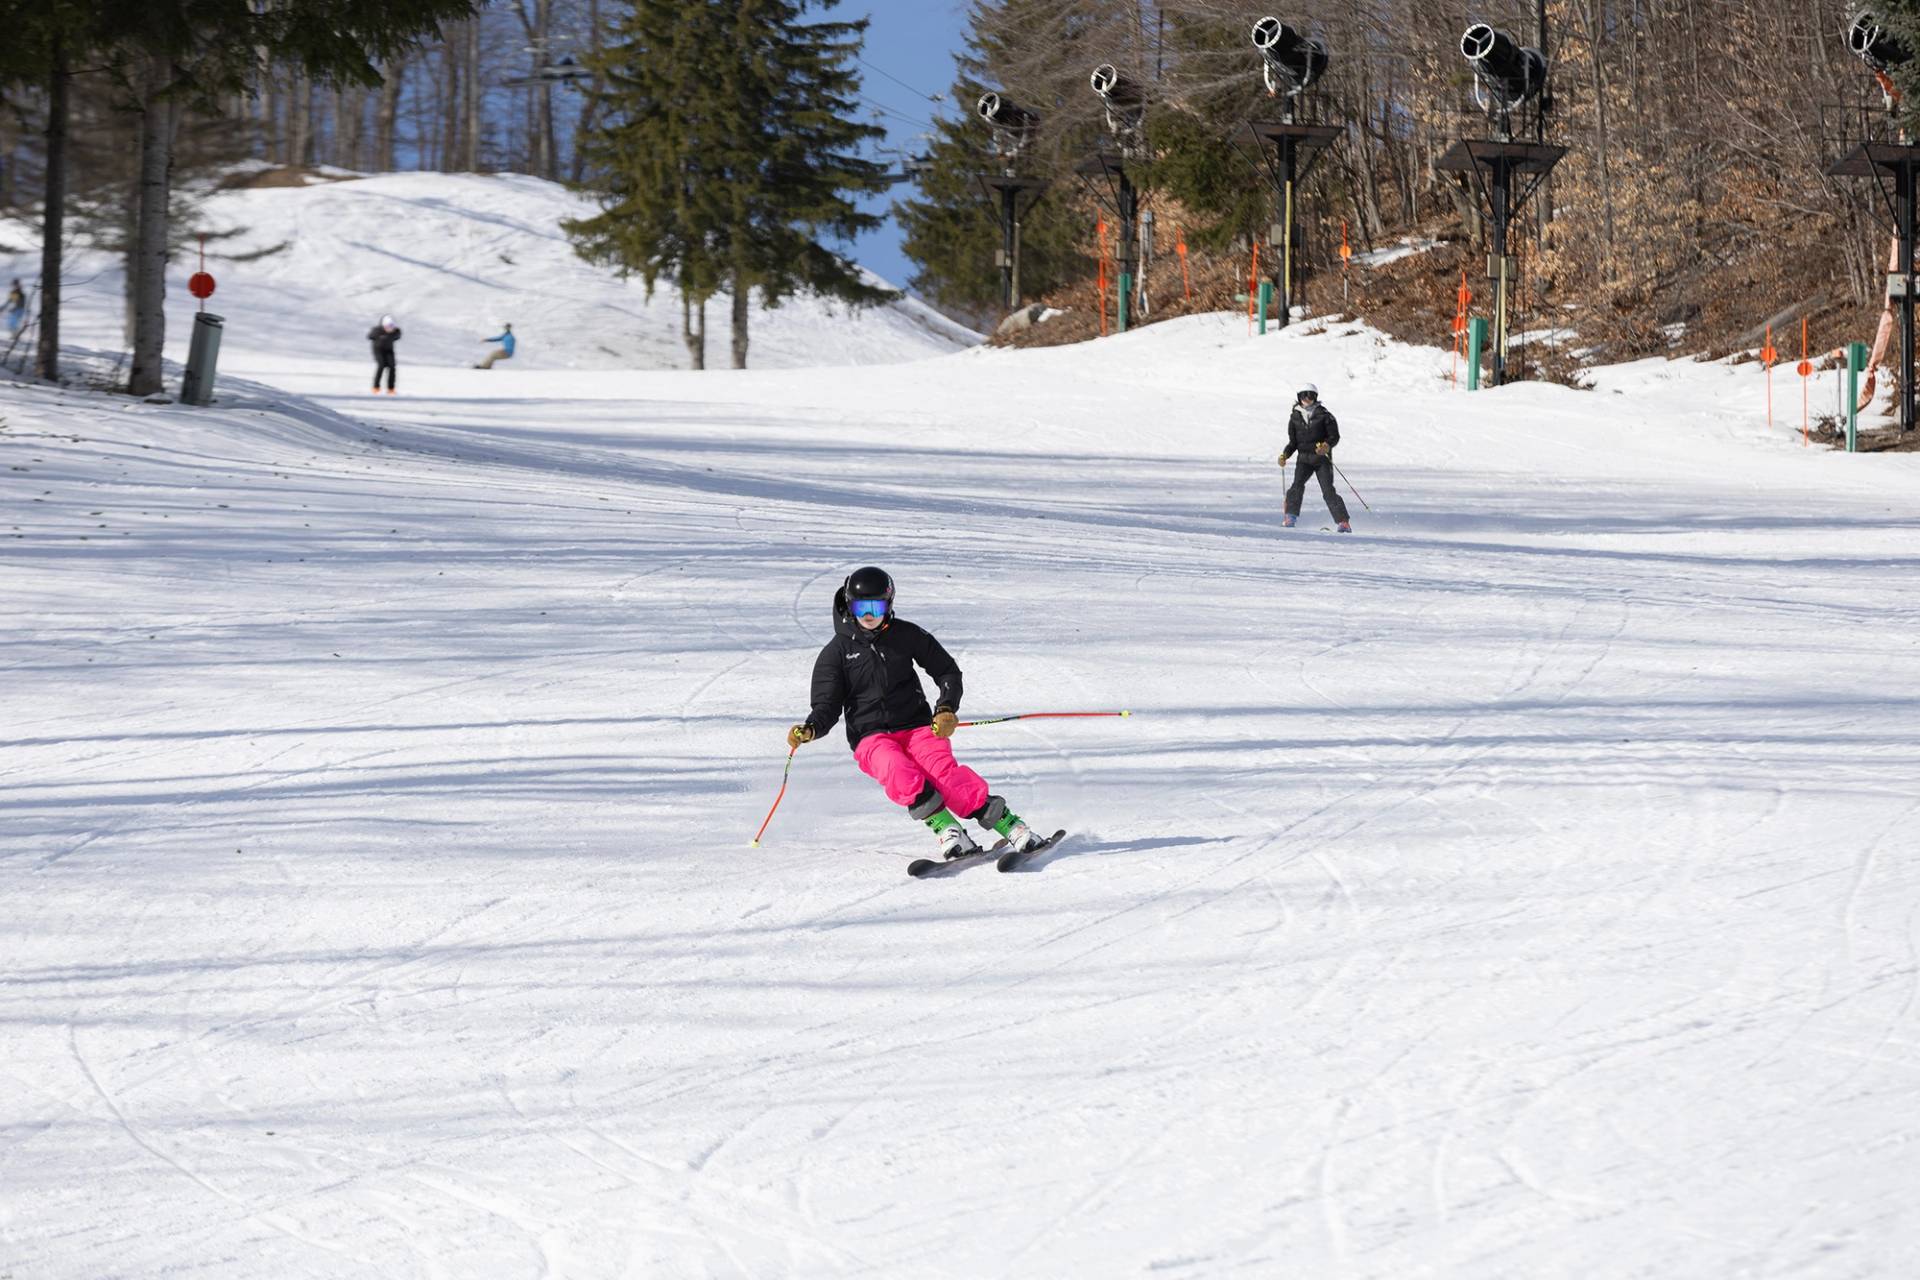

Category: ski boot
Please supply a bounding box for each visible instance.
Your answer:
[1336,520,1352,533]
[1000,819,1046,854]
[971,795,1045,853]
[1281,513,1297,528]
[928,810,982,860]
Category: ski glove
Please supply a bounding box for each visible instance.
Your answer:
[930,709,958,739]
[787,723,815,749]
[1278,451,1292,466]
[1314,441,1331,456]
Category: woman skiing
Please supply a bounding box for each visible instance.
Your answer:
[787,566,1051,859]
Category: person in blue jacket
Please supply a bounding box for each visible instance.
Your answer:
[476,323,515,369]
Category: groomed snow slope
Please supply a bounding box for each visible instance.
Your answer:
[0,170,975,374]
[5,312,1920,1279]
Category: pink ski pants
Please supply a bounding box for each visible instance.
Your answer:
[853,726,989,818]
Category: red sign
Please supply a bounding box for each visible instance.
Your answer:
[189,272,216,300]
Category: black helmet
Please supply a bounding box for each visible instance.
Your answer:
[843,566,895,621]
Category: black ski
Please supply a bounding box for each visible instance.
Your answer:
[995,829,1068,873]
[907,839,1007,879]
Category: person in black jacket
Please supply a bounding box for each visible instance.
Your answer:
[1279,382,1351,531]
[368,315,401,393]
[787,566,1051,860]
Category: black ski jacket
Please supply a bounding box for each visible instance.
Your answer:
[805,589,963,746]
[367,326,402,359]
[1284,402,1340,457]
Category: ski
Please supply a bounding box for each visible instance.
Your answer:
[907,839,1008,879]
[995,829,1068,873]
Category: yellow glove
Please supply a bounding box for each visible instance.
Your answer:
[787,723,815,749]
[930,710,958,739]
[1279,451,1292,467]
[1314,440,1331,456]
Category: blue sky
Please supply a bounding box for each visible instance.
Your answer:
[844,2,972,293]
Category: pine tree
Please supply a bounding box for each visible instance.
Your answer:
[1877,3,1920,134]
[894,0,1130,327]
[569,0,893,370]
[565,0,728,368]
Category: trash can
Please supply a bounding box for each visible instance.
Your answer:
[180,311,224,406]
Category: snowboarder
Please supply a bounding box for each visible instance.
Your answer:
[786,566,1053,860]
[1279,382,1351,532]
[475,323,515,369]
[367,315,401,394]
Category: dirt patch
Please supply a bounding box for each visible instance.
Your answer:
[216,166,363,191]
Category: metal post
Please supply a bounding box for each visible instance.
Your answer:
[180,311,224,406]
[1116,174,1139,334]
[1011,212,1023,310]
[1278,133,1296,330]
[1849,340,1869,452]
[1468,317,1488,391]
[1491,158,1511,388]
[1258,281,1273,334]
[1901,164,1917,433]
[999,184,1017,311]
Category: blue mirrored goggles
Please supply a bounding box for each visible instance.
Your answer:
[850,598,891,619]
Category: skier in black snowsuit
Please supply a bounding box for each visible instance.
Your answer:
[367,315,401,393]
[1279,382,1351,532]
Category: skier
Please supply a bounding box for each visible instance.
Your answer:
[367,315,401,394]
[1279,382,1351,532]
[786,566,1052,860]
[3,279,25,335]
[475,323,515,369]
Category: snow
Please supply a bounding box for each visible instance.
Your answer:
[6,194,1920,1278]
[0,171,977,375]
[1352,235,1442,268]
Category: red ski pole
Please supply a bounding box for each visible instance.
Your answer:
[749,746,799,847]
[1330,459,1370,512]
[956,710,1132,728]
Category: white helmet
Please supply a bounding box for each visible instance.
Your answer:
[381,314,396,327]
[1297,382,1319,399]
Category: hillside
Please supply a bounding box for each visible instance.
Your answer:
[5,300,1919,1277]
[0,170,976,376]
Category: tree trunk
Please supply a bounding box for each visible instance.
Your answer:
[569,0,605,183]
[128,56,178,398]
[463,19,482,170]
[682,289,706,369]
[36,30,68,383]
[440,41,459,170]
[730,266,749,370]
[290,71,312,167]
[376,59,405,171]
[336,87,362,171]
[537,0,556,178]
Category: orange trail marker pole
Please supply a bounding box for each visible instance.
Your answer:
[1097,218,1109,337]
[1176,227,1191,302]
[1761,324,1778,430]
[1339,219,1351,305]
[1248,241,1260,336]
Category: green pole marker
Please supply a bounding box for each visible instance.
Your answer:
[1468,317,1488,391]
[1117,271,1132,333]
[1257,281,1273,335]
[1848,340,1868,453]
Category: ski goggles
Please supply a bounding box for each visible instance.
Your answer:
[850,598,891,619]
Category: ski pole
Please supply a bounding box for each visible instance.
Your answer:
[749,746,799,847]
[1331,460,1371,512]
[956,710,1132,728]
